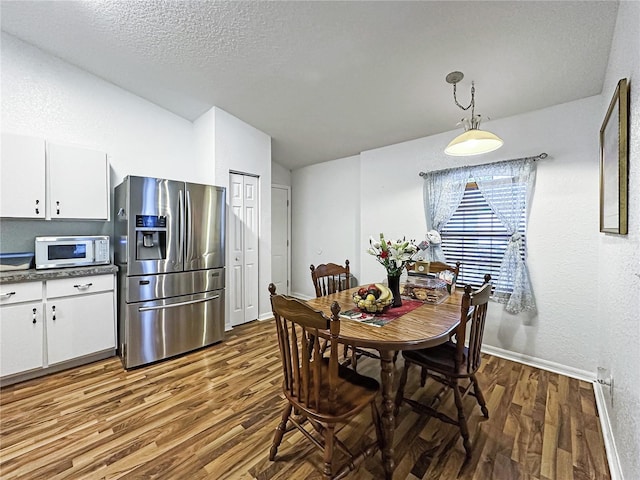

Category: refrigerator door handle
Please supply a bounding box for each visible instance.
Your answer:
[138,295,220,312]
[186,189,192,261]
[178,189,185,264]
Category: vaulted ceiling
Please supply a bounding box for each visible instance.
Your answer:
[1,1,619,169]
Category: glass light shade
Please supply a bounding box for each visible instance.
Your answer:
[444,128,504,156]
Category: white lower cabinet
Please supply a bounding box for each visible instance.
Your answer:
[0,301,44,377]
[0,274,116,383]
[47,291,115,365]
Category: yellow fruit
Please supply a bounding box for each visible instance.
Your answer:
[376,284,391,302]
[366,294,376,302]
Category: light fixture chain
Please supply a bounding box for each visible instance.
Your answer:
[452,82,474,112]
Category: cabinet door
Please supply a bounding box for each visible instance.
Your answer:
[0,302,44,377]
[47,142,109,220]
[46,291,115,365]
[0,133,46,218]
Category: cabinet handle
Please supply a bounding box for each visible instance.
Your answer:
[73,283,93,290]
[1,291,16,299]
[32,307,37,324]
[52,305,56,321]
[56,201,60,215]
[35,199,40,215]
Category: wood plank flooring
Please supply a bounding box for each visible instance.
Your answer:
[0,319,610,480]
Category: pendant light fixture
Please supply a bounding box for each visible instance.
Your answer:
[444,71,503,156]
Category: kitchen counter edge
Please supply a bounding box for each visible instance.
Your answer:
[0,264,119,284]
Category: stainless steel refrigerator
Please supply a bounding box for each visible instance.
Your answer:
[114,176,226,368]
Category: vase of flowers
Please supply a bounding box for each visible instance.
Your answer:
[367,233,417,307]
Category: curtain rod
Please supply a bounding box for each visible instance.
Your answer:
[418,152,548,178]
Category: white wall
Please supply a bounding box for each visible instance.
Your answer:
[361,97,603,378]
[596,1,640,478]
[1,33,199,187]
[211,107,272,327]
[291,155,361,298]
[292,96,603,379]
[272,161,291,186]
[0,32,201,252]
[193,107,216,183]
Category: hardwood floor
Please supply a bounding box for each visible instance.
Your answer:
[0,319,610,480]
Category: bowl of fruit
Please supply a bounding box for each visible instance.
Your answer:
[353,283,394,314]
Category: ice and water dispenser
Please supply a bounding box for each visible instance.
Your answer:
[135,215,167,260]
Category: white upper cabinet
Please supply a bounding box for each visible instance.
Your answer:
[47,142,109,220]
[0,133,110,220]
[0,133,46,218]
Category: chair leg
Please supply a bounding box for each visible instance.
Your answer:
[451,379,472,459]
[323,423,335,479]
[351,346,358,372]
[394,361,410,416]
[420,366,428,387]
[269,403,293,461]
[471,373,489,418]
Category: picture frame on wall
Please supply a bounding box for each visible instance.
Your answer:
[599,78,629,235]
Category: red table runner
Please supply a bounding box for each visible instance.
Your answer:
[340,299,424,327]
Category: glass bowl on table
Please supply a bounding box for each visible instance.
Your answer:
[352,283,394,314]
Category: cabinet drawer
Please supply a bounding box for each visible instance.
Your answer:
[46,275,114,299]
[0,282,42,305]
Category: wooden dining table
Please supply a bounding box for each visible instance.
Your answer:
[305,286,463,480]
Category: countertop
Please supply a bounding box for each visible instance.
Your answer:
[0,264,119,284]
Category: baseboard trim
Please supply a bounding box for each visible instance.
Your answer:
[481,344,594,382]
[258,313,273,321]
[593,382,624,480]
[290,291,313,301]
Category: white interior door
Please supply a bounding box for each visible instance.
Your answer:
[229,173,260,326]
[271,186,290,295]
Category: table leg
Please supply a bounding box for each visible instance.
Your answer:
[379,349,396,479]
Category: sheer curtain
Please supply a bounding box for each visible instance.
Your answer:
[471,159,537,314]
[422,158,537,314]
[422,168,467,261]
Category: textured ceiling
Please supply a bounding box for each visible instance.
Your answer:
[1,1,619,169]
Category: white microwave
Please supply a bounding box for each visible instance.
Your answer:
[35,236,110,269]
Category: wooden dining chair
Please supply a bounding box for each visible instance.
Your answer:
[394,274,492,460]
[310,259,351,358]
[310,260,351,297]
[268,284,382,479]
[407,260,461,379]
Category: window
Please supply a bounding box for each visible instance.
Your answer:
[440,180,526,288]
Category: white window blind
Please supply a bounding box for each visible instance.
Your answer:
[440,181,526,288]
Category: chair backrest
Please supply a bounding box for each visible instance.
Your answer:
[407,261,460,277]
[455,274,492,375]
[310,259,350,298]
[428,261,460,278]
[268,283,341,414]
